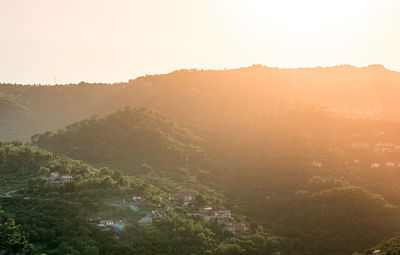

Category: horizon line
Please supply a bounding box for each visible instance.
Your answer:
[1,63,398,86]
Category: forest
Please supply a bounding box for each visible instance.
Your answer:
[2,66,400,254]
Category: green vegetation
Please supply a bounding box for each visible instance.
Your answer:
[31,107,205,175]
[2,67,400,254]
[0,142,295,254]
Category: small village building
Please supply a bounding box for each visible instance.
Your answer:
[98,219,114,227]
[132,196,142,202]
[138,214,153,225]
[350,142,370,149]
[218,210,231,218]
[370,163,380,168]
[234,222,249,233]
[176,193,195,206]
[372,250,381,255]
[309,176,326,184]
[385,162,395,167]
[312,160,322,168]
[61,175,73,181]
[295,189,309,196]
[50,171,60,179]
[151,210,165,218]
[381,148,393,153]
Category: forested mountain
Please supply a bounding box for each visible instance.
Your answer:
[0,142,293,255]
[1,65,400,141]
[31,107,205,175]
[2,66,400,254]
[30,104,400,255]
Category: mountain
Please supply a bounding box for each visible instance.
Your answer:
[30,104,400,255]
[31,107,206,175]
[0,142,291,255]
[2,65,400,141]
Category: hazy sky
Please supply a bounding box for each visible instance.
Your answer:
[0,0,399,84]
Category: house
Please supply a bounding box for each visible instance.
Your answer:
[312,160,322,168]
[187,207,217,221]
[309,176,326,184]
[350,142,369,149]
[138,211,165,225]
[372,250,381,255]
[295,189,309,196]
[138,214,153,225]
[218,210,231,218]
[234,222,249,233]
[176,193,195,206]
[353,159,360,164]
[380,148,393,153]
[98,219,114,227]
[151,210,165,218]
[61,175,73,181]
[50,171,60,180]
[385,162,395,167]
[132,196,142,202]
[370,163,380,168]
[375,142,393,147]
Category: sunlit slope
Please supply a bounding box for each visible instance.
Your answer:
[30,103,400,255]
[31,107,205,175]
[2,65,400,140]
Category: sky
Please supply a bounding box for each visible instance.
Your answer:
[0,0,399,84]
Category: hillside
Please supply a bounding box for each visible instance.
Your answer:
[2,65,400,141]
[31,107,205,175]
[0,142,289,255]
[30,104,400,255]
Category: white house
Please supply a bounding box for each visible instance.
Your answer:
[50,171,60,179]
[218,210,231,218]
[132,196,142,202]
[372,249,381,255]
[98,219,114,227]
[138,214,153,224]
[386,162,395,167]
[61,175,73,181]
[312,160,322,168]
[370,163,380,168]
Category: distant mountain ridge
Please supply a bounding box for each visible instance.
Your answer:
[1,64,400,141]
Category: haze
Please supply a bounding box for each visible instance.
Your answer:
[1,0,399,84]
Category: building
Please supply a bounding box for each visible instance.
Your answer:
[370,163,380,168]
[350,142,369,149]
[98,219,114,227]
[61,175,73,181]
[372,250,381,255]
[151,210,165,218]
[218,210,231,218]
[385,162,395,167]
[176,193,195,206]
[132,196,142,202]
[138,211,165,225]
[295,189,309,196]
[312,160,322,168]
[50,171,60,180]
[138,214,153,225]
[309,176,326,184]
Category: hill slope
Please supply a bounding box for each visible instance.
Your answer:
[32,107,205,175]
[2,65,400,140]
